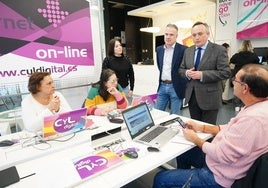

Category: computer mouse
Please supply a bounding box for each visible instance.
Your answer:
[147,146,160,152]
[124,150,138,159]
[0,140,15,147]
[109,118,124,124]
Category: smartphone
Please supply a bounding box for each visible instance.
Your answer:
[108,117,124,124]
[176,117,186,128]
[159,117,180,126]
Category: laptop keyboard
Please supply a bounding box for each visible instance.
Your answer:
[139,126,167,142]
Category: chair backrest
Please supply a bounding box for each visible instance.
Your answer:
[231,152,268,188]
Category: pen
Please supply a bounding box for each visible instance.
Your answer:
[20,173,36,180]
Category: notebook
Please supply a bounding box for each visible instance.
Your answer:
[122,102,177,147]
[43,108,87,140]
[131,93,158,110]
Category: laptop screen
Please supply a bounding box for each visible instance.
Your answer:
[43,108,87,140]
[258,56,263,63]
[122,103,155,138]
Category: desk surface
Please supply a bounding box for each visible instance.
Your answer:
[0,115,122,170]
[0,109,168,170]
[1,109,212,188]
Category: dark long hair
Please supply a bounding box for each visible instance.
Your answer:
[107,38,124,57]
[93,69,116,101]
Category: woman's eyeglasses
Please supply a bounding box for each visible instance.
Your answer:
[108,78,118,84]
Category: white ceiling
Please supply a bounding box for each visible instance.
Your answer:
[128,0,216,18]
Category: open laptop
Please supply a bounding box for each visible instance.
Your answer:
[131,93,158,110]
[43,108,87,140]
[122,102,177,148]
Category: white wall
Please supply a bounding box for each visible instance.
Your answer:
[150,1,267,57]
[152,4,216,44]
[133,64,159,96]
[132,4,217,96]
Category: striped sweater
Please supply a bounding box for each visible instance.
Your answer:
[84,84,127,115]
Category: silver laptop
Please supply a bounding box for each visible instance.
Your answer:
[122,102,177,147]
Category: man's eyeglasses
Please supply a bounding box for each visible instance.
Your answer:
[232,77,245,85]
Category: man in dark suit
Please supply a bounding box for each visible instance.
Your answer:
[156,23,187,115]
[179,21,231,124]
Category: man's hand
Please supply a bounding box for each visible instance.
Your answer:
[187,67,202,80]
[186,120,203,132]
[182,128,205,148]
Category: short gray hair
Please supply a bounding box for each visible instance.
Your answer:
[166,23,178,32]
[192,21,209,34]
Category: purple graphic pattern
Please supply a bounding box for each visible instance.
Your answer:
[0,0,94,66]
[37,0,69,28]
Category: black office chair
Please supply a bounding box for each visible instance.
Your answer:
[231,152,268,188]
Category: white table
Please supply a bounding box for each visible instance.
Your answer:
[0,109,168,171]
[0,115,122,171]
[2,109,212,188]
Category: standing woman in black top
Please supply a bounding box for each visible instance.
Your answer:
[230,40,259,111]
[230,40,259,78]
[102,39,135,104]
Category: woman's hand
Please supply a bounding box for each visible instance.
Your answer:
[48,95,60,112]
[107,87,119,96]
[128,90,133,97]
[100,106,116,116]
[100,108,110,116]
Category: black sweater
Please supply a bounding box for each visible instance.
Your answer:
[102,55,135,91]
[230,51,259,77]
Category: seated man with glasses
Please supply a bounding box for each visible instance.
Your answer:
[153,64,268,188]
[84,68,128,116]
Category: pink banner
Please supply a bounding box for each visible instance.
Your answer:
[237,0,268,39]
[0,0,94,82]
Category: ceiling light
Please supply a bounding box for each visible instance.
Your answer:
[172,1,189,7]
[140,17,160,33]
[140,26,160,33]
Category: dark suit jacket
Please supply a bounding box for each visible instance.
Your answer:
[179,41,231,110]
[156,43,187,99]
